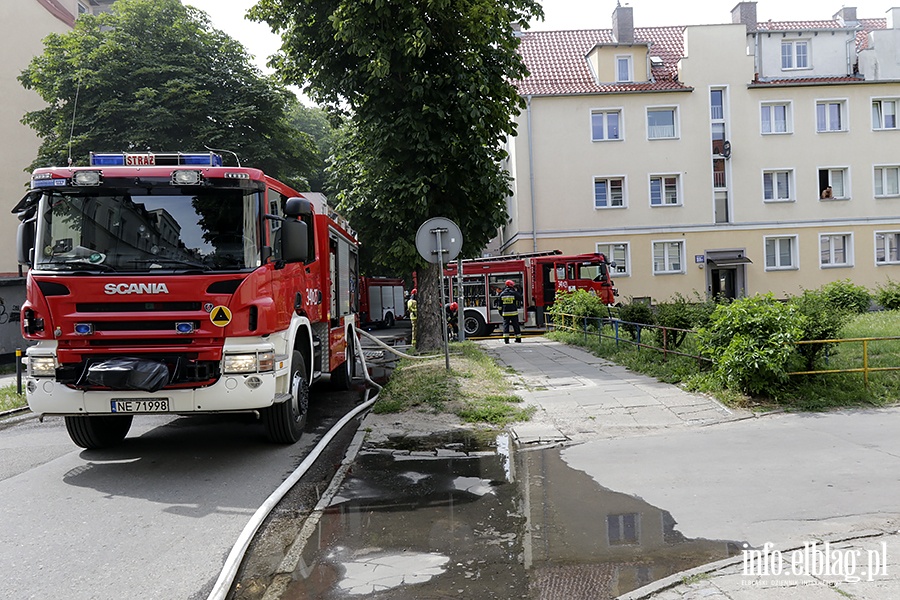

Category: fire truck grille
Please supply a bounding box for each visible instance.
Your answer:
[57,356,220,387]
[76,302,202,312]
[89,321,202,332]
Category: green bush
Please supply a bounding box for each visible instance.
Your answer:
[618,298,655,340]
[697,293,804,395]
[654,295,693,348]
[549,288,607,318]
[821,279,871,314]
[789,289,847,370]
[875,278,900,311]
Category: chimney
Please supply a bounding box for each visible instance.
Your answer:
[612,4,634,44]
[833,6,858,26]
[731,2,758,32]
[890,7,900,30]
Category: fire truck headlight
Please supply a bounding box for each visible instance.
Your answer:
[223,351,275,374]
[171,170,202,185]
[29,356,56,378]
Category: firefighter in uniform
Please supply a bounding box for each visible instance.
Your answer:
[407,288,418,345]
[497,280,522,344]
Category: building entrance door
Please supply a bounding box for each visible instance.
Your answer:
[705,250,751,301]
[710,267,736,300]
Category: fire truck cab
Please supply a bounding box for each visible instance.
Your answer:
[14,151,359,448]
[444,251,616,337]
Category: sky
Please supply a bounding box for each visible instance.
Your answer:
[183,1,896,97]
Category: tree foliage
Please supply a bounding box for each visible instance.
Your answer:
[250,0,543,350]
[19,0,317,189]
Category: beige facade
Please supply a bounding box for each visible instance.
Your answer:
[506,4,900,304]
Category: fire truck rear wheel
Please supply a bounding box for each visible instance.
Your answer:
[263,350,308,443]
[384,312,395,329]
[64,415,133,449]
[464,310,487,338]
[330,330,355,390]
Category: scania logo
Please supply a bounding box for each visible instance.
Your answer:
[104,283,170,295]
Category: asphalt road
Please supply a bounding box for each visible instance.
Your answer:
[0,384,362,600]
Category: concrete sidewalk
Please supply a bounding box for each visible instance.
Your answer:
[480,335,752,444]
[481,335,900,600]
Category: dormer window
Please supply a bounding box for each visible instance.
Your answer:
[781,40,809,70]
[616,55,633,83]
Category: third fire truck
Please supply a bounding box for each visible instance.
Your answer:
[444,250,617,337]
[14,151,359,448]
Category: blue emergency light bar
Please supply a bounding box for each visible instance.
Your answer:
[89,152,223,167]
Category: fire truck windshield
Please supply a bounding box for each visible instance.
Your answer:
[35,188,261,273]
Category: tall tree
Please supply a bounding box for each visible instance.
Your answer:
[19,0,317,190]
[250,0,543,350]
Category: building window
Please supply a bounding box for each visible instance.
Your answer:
[761,102,791,134]
[594,177,625,208]
[597,242,630,276]
[650,175,680,206]
[781,40,809,69]
[763,170,793,202]
[591,110,622,141]
[816,100,846,132]
[647,107,677,139]
[876,232,900,264]
[607,513,639,545]
[652,240,684,274]
[820,233,852,267]
[875,166,900,198]
[872,99,898,130]
[818,168,849,200]
[616,55,633,83]
[764,236,797,270]
[78,2,88,14]
[710,89,724,120]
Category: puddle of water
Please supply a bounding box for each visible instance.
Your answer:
[262,435,742,600]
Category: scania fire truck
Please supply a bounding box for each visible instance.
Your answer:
[13,151,359,448]
[358,276,406,329]
[444,251,617,337]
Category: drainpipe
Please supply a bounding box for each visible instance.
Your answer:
[526,95,538,252]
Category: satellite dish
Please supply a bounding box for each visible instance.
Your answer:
[723,140,732,159]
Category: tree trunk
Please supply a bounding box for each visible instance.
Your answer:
[416,262,445,352]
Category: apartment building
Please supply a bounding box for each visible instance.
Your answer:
[504,3,900,303]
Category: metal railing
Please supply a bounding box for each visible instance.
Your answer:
[788,336,900,387]
[548,313,710,364]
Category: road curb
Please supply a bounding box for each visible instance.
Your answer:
[616,529,894,600]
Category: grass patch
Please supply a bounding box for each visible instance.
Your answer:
[549,310,900,411]
[373,341,532,426]
[0,384,26,412]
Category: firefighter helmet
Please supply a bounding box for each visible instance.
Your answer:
[505,280,515,288]
[411,288,417,295]
[449,302,458,311]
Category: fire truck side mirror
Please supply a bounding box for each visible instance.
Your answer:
[284,197,313,218]
[281,218,309,263]
[16,218,35,266]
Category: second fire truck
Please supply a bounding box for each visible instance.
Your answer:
[14,151,359,448]
[444,250,617,337]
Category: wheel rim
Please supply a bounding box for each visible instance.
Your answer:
[290,370,306,422]
[464,316,480,336]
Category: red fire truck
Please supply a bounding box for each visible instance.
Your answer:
[444,250,617,337]
[13,151,359,448]
[358,276,406,329]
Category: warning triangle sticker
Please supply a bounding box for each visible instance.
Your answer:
[210,306,232,327]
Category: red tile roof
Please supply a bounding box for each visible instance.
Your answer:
[517,18,887,97]
[517,27,689,97]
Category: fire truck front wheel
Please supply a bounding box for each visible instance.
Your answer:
[263,351,309,443]
[64,415,133,449]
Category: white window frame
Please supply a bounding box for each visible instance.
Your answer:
[872,98,899,131]
[764,235,798,271]
[818,167,850,200]
[819,233,853,268]
[762,169,794,202]
[593,176,626,209]
[874,165,900,198]
[816,99,847,133]
[615,55,633,83]
[649,174,681,206]
[760,101,792,134]
[596,242,630,277]
[646,106,678,140]
[590,109,623,142]
[781,40,810,70]
[652,240,685,275]
[875,231,900,265]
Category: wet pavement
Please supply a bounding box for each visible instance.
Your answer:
[243,333,900,600]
